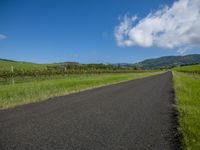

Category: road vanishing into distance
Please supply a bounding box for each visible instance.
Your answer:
[0,72,180,150]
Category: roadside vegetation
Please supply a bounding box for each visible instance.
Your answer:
[0,59,162,109]
[173,64,200,149]
[0,72,161,109]
[0,59,152,85]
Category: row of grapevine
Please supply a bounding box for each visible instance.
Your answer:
[0,64,142,81]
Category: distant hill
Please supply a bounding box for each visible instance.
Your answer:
[134,54,200,69]
[1,54,200,71]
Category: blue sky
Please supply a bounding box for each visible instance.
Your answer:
[0,0,200,64]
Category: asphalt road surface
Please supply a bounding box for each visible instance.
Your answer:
[0,72,180,150]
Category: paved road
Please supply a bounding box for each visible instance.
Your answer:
[0,72,180,150]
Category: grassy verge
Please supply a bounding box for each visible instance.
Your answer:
[0,72,161,109]
[173,71,200,149]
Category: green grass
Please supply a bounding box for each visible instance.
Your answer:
[0,72,161,109]
[174,64,200,73]
[173,71,200,149]
[0,75,73,85]
[0,59,48,71]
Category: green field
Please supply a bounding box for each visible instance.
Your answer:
[0,59,48,71]
[0,72,161,109]
[0,59,158,83]
[174,64,200,73]
[173,65,200,149]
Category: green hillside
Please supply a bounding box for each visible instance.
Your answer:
[135,54,200,69]
[0,59,48,71]
[0,59,147,81]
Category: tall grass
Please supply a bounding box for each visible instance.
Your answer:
[0,72,160,109]
[173,71,200,149]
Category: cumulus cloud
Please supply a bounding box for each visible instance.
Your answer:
[0,34,6,41]
[114,0,200,53]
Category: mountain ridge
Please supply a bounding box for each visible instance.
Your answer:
[1,54,200,70]
[133,54,200,69]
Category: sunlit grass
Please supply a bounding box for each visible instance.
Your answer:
[0,59,48,71]
[173,71,200,149]
[174,64,200,73]
[0,72,160,109]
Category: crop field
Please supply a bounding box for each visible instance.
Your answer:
[173,65,200,149]
[0,59,158,84]
[0,59,163,109]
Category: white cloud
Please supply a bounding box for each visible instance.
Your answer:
[0,34,6,41]
[114,0,200,54]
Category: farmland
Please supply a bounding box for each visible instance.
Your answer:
[0,59,152,85]
[173,64,200,149]
[174,64,200,73]
[0,59,161,109]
